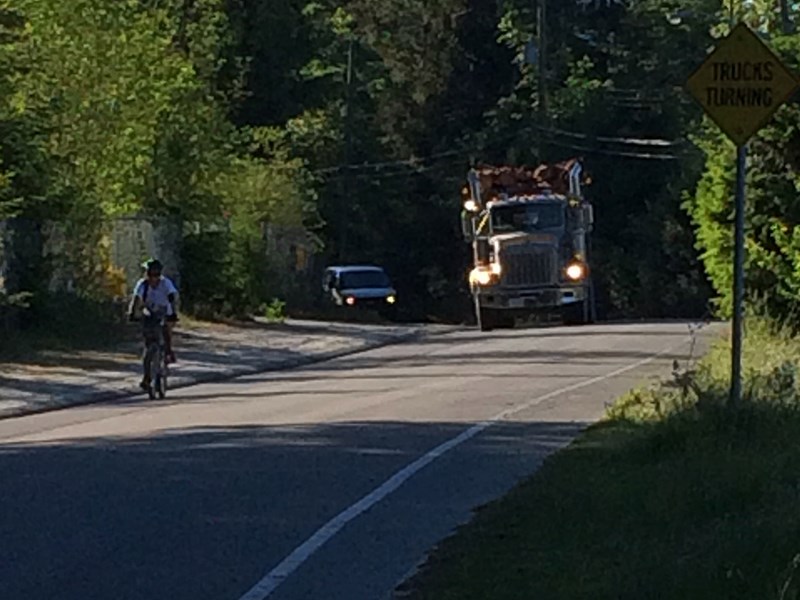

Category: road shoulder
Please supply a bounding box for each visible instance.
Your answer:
[0,319,446,420]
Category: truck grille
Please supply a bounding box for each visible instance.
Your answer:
[500,245,557,286]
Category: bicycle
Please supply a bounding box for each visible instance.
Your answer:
[140,308,169,399]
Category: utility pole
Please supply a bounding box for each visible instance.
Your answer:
[535,0,548,163]
[344,38,354,172]
[536,0,548,119]
[338,37,355,260]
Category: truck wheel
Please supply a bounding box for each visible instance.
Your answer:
[562,300,590,325]
[477,307,496,332]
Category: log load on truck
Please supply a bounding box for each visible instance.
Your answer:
[460,158,596,331]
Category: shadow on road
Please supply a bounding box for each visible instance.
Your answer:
[270,345,694,378]
[417,320,711,345]
[0,419,585,600]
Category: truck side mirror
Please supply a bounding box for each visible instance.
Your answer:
[583,205,594,231]
[461,211,475,242]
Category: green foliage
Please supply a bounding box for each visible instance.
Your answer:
[16,0,195,218]
[688,30,800,323]
[179,129,314,317]
[3,0,798,324]
[0,290,33,309]
[475,0,717,317]
[0,4,53,220]
[2,0,318,319]
[262,298,287,323]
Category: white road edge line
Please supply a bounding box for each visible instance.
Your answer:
[236,343,681,600]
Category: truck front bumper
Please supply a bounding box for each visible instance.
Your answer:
[475,285,586,310]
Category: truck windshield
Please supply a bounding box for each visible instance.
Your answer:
[339,270,391,289]
[491,202,564,233]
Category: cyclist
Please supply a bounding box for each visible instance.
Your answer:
[128,259,179,389]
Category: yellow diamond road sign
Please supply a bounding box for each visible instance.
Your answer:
[686,22,800,147]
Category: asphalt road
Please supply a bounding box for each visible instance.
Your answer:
[0,322,717,600]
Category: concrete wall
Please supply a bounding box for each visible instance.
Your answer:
[265,223,314,273]
[111,218,182,292]
[1,217,182,299]
[0,217,312,309]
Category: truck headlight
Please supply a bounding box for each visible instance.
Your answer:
[469,266,498,287]
[566,262,586,281]
[386,295,396,304]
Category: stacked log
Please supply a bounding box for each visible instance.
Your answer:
[472,159,580,202]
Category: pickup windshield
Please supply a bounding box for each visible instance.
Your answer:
[491,202,564,233]
[339,270,391,289]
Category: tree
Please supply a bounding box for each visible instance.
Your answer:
[686,5,800,323]
[472,0,717,317]
[0,3,52,220]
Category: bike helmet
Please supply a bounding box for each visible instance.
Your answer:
[142,258,163,275]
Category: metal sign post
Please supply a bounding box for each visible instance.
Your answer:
[686,23,800,408]
[730,145,746,407]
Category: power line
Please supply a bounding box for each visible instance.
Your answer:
[543,137,681,160]
[321,156,468,184]
[310,149,464,176]
[267,120,686,184]
[316,123,682,176]
[533,124,684,148]
[518,125,685,160]
[324,139,682,188]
